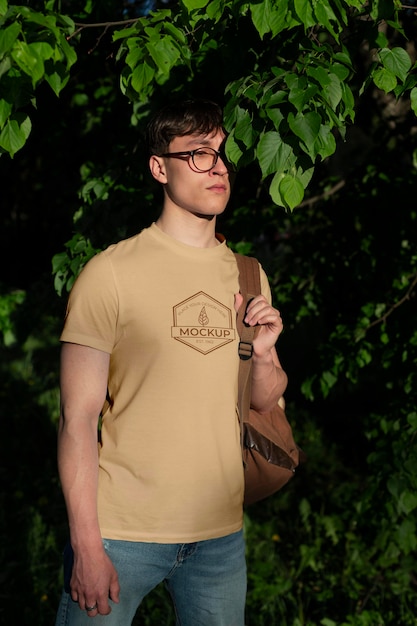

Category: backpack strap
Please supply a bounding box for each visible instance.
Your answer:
[234,253,261,360]
[234,253,262,446]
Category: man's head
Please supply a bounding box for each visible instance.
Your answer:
[147,99,225,156]
[147,99,233,222]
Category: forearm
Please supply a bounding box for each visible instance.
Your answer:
[57,414,102,550]
[58,343,110,550]
[250,349,288,412]
[237,292,287,411]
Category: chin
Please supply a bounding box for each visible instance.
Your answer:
[194,212,216,221]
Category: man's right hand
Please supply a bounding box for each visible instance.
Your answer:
[70,547,120,617]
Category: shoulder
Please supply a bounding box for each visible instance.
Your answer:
[233,252,272,301]
[78,229,147,277]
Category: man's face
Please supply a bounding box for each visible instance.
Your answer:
[155,129,233,219]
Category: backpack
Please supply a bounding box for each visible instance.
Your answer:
[235,253,303,506]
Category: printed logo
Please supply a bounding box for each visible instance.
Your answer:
[172,291,235,354]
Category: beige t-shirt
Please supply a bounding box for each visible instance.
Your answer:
[61,223,271,543]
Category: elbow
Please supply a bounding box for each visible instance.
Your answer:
[251,369,288,414]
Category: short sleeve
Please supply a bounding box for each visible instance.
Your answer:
[60,251,118,353]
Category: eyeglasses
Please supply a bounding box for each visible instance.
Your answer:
[161,147,234,173]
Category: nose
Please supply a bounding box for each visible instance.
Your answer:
[211,153,229,175]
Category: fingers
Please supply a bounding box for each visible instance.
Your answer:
[243,295,283,330]
[82,598,112,617]
[95,598,112,616]
[85,603,98,617]
[72,591,113,617]
[235,293,283,357]
[109,580,121,604]
[79,574,119,616]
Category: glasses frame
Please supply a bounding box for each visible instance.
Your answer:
[161,147,233,173]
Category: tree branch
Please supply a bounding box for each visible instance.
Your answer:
[366,272,417,331]
[298,179,346,209]
[68,18,140,40]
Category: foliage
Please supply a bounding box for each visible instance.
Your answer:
[52,234,100,296]
[0,277,64,625]
[0,0,76,155]
[1,0,417,208]
[1,1,417,625]
[240,185,417,624]
[0,287,25,345]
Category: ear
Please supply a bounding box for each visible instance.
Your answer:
[149,155,167,183]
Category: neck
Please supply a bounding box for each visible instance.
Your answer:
[156,211,220,248]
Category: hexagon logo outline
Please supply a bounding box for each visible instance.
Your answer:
[171,291,236,354]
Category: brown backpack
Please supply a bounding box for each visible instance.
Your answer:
[235,253,303,506]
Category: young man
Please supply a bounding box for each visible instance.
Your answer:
[55,99,287,625]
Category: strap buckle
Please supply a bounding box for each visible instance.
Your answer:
[238,340,253,360]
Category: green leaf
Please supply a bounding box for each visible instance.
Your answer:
[288,111,321,159]
[250,0,297,39]
[398,491,417,515]
[301,377,315,401]
[206,0,224,20]
[113,25,142,42]
[410,88,417,116]
[11,41,53,85]
[307,66,331,88]
[286,74,318,112]
[313,2,340,41]
[373,67,397,92]
[269,165,310,209]
[294,0,315,28]
[234,109,256,148]
[0,112,32,156]
[257,131,293,178]
[261,84,287,108]
[330,61,350,82]
[250,1,272,39]
[278,173,304,210]
[125,40,144,71]
[396,519,417,554]
[380,47,412,82]
[0,21,21,56]
[51,251,68,274]
[290,85,319,112]
[320,370,338,397]
[57,31,77,70]
[44,60,69,96]
[268,171,286,207]
[146,36,181,76]
[322,73,343,109]
[224,133,244,166]
[0,55,12,80]
[264,103,285,128]
[0,98,12,127]
[340,82,355,120]
[181,0,210,9]
[163,21,187,45]
[356,347,372,367]
[131,60,155,94]
[408,411,417,428]
[314,124,336,160]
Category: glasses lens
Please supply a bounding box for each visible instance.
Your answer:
[192,148,217,172]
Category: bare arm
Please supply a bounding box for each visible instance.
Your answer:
[58,342,119,615]
[235,294,288,412]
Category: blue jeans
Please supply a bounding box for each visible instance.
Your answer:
[55,530,246,626]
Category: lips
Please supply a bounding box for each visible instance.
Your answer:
[208,184,227,192]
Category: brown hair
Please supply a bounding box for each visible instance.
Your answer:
[146,99,224,155]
